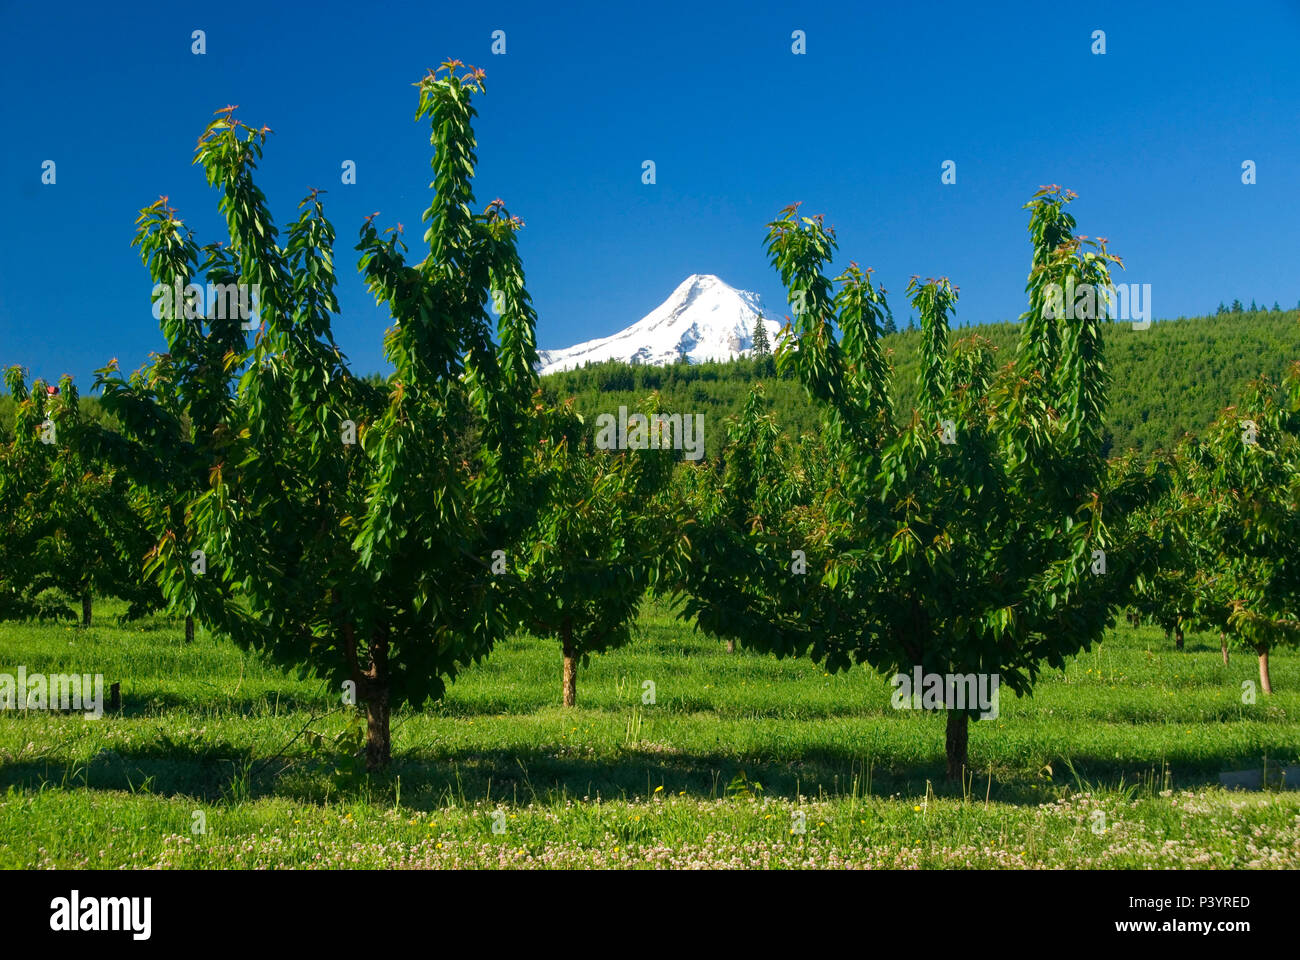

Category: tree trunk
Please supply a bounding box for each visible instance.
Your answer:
[1175,622,1184,651]
[945,710,968,782]
[81,592,92,627]
[365,690,391,771]
[185,616,195,643]
[562,623,577,708]
[1258,647,1273,696]
[725,638,735,654]
[356,624,391,771]
[339,608,393,771]
[1221,632,1229,665]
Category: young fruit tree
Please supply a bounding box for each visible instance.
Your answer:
[515,396,682,706]
[122,61,544,769]
[0,371,160,625]
[684,188,1158,780]
[1181,368,1300,693]
[675,382,820,656]
[1127,450,1199,650]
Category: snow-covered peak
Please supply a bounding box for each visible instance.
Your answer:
[537,274,781,375]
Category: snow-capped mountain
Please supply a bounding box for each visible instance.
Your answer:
[536,274,783,376]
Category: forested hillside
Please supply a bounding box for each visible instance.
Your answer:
[4,308,1296,457]
[540,307,1300,457]
[0,394,115,441]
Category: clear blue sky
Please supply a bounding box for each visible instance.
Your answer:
[2,0,1298,387]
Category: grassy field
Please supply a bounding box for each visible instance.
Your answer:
[1,598,1298,869]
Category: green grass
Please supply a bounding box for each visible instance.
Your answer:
[1,598,1297,868]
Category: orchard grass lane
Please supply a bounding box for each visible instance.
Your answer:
[0,597,1296,869]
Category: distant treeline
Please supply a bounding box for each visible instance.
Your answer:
[5,308,1297,458]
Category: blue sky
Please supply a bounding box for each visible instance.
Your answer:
[2,0,1298,386]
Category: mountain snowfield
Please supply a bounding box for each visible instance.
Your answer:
[536,274,784,375]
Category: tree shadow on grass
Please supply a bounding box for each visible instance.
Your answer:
[0,742,257,803]
[1,737,1291,810]
[429,697,894,721]
[107,692,336,719]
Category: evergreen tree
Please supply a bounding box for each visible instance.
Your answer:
[751,314,772,356]
[881,291,898,335]
[1232,299,1244,313]
[1249,299,1258,313]
[1217,302,1227,315]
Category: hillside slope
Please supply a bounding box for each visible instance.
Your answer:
[540,309,1300,458]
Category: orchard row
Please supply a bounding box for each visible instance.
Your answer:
[2,62,1296,779]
